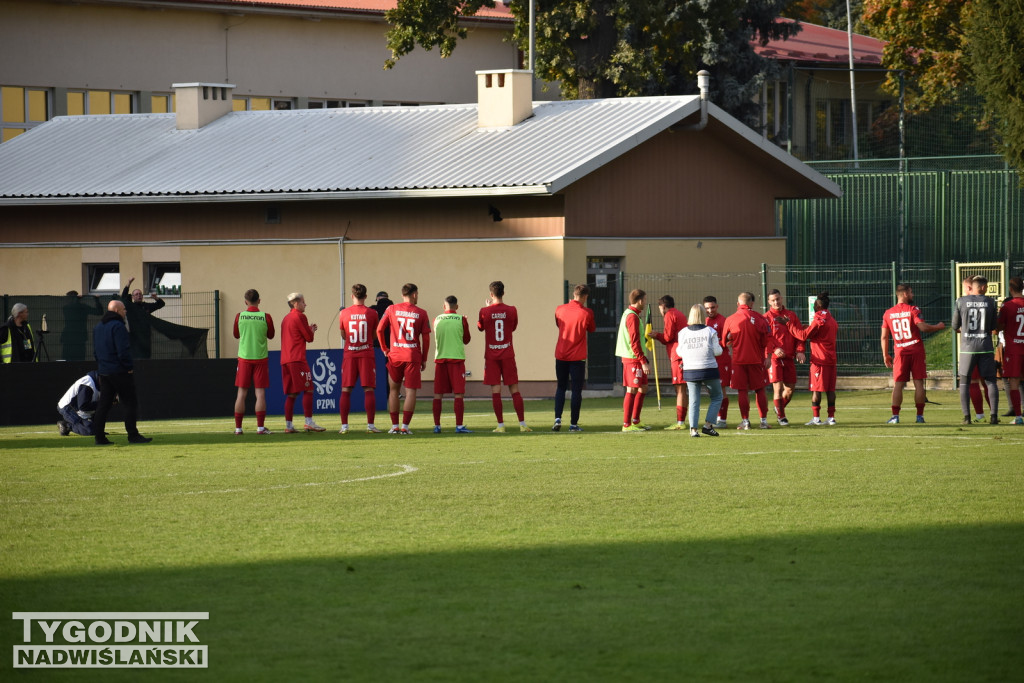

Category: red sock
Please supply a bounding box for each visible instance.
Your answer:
[339,391,351,424]
[390,411,399,427]
[364,390,376,424]
[491,394,504,423]
[632,392,645,423]
[234,412,243,429]
[1012,390,1022,417]
[512,392,525,422]
[676,405,684,423]
[774,399,786,419]
[970,382,983,414]
[455,397,465,425]
[827,405,836,418]
[737,392,750,420]
[719,394,729,419]
[915,403,925,417]
[755,390,769,419]
[402,410,413,427]
[303,392,314,418]
[432,398,442,426]
[812,405,821,418]
[256,411,266,428]
[284,396,296,422]
[623,393,636,425]
[892,405,901,415]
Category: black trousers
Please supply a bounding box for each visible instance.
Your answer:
[94,372,140,440]
[554,359,586,425]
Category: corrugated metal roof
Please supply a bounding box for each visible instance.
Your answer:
[0,96,841,202]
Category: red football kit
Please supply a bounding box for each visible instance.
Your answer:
[281,308,315,395]
[377,302,430,363]
[764,306,804,386]
[998,296,1024,379]
[652,307,687,384]
[882,302,927,381]
[789,310,838,392]
[478,302,519,386]
[339,304,379,389]
[234,305,275,389]
[724,304,775,392]
[555,300,596,361]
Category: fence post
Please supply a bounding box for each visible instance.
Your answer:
[950,261,958,386]
[890,262,897,305]
[214,289,220,359]
[760,263,768,313]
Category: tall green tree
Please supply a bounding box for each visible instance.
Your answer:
[966,0,1024,179]
[384,0,801,127]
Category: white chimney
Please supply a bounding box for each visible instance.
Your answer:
[172,82,235,130]
[476,69,533,128]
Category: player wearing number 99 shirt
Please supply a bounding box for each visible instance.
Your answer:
[338,284,380,434]
[478,280,530,432]
[881,284,945,424]
[376,283,430,434]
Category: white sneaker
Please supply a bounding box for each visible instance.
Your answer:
[339,425,350,434]
[737,419,750,430]
[388,426,401,434]
[778,417,789,427]
[805,418,823,426]
[826,417,837,426]
[716,419,727,428]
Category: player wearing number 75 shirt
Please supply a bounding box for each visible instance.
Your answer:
[881,283,945,424]
[338,284,380,434]
[478,280,530,432]
[376,283,430,434]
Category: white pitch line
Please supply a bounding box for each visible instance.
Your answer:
[177,464,418,495]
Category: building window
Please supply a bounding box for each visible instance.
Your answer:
[86,264,121,294]
[308,98,372,109]
[151,93,175,113]
[146,262,181,296]
[1,85,49,142]
[67,90,135,116]
[233,96,272,111]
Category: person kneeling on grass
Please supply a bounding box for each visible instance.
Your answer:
[677,304,723,437]
[57,371,103,437]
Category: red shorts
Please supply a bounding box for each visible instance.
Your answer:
[622,359,649,388]
[342,354,376,388]
[808,363,837,392]
[434,361,467,394]
[483,356,519,386]
[235,358,269,389]
[671,357,686,385]
[730,363,768,391]
[282,361,312,394]
[768,356,797,385]
[717,355,732,386]
[387,360,422,389]
[1002,353,1022,379]
[892,352,927,382]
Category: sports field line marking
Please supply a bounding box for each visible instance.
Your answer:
[178,464,418,496]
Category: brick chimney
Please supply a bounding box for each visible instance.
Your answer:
[172,82,235,130]
[476,69,533,128]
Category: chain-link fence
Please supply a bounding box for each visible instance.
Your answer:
[1,291,219,362]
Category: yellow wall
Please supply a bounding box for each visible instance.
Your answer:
[344,239,564,381]
[0,247,87,294]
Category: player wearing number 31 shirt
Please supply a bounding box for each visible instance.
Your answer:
[881,283,945,424]
[376,282,430,434]
[338,283,380,434]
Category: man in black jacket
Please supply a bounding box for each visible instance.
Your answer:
[92,300,152,445]
[121,276,165,359]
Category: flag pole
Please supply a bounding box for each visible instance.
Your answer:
[645,305,661,410]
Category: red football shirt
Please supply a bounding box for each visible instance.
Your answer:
[705,312,730,359]
[998,296,1024,356]
[477,302,518,359]
[789,310,838,366]
[763,306,805,358]
[376,302,430,363]
[652,307,687,362]
[882,303,926,354]
[724,304,774,365]
[281,308,314,364]
[555,300,596,361]
[339,304,379,358]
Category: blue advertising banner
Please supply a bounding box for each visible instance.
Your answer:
[264,349,389,416]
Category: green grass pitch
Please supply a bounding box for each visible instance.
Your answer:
[2,391,1022,681]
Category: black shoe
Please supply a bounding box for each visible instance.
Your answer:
[961,416,972,426]
[1003,409,1015,417]
[701,426,720,437]
[552,422,561,432]
[95,438,113,446]
[58,420,70,436]
[128,434,153,444]
[990,415,999,425]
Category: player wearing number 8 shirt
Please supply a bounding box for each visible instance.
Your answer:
[953,276,1000,424]
[338,284,380,434]
[478,280,530,432]
[376,283,431,434]
[881,284,945,423]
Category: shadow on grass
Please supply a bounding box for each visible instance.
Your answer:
[2,524,1022,682]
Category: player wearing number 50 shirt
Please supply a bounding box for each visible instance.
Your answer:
[881,284,945,424]
[376,283,430,434]
[338,283,380,434]
[478,280,530,433]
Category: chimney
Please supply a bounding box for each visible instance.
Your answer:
[476,69,533,128]
[171,82,235,130]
